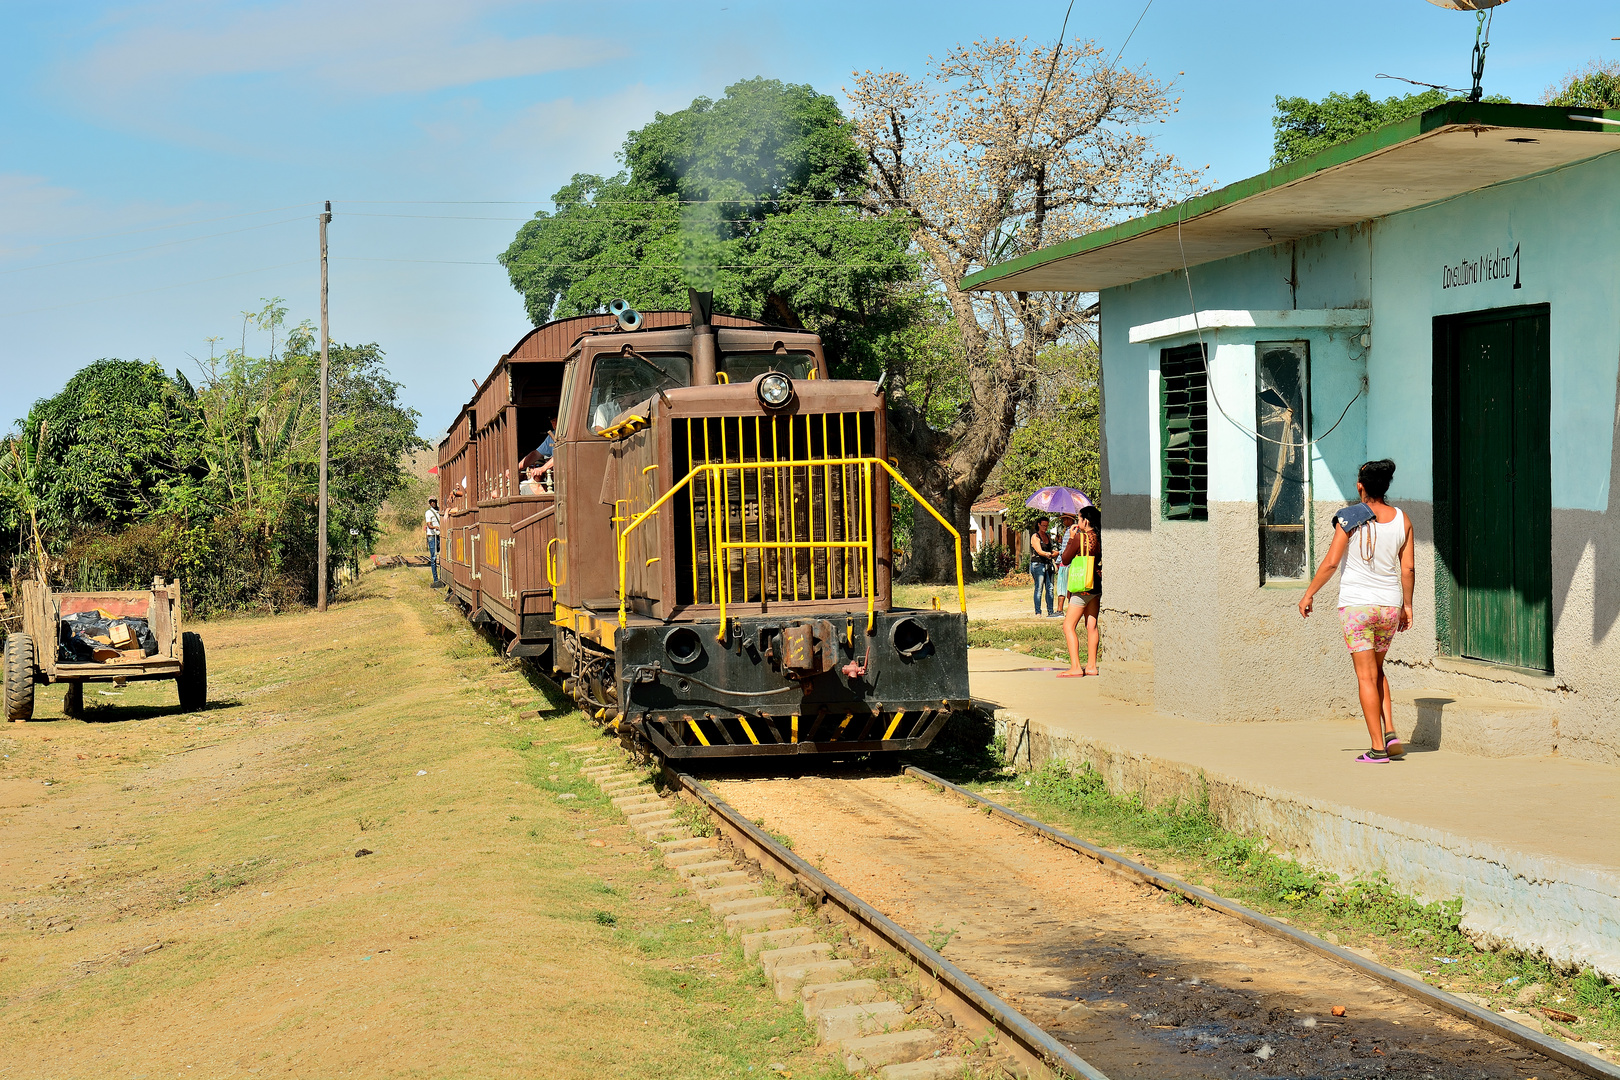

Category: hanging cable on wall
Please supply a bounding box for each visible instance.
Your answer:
[1172,208,1367,451]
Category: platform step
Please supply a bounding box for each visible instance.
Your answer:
[760,942,834,977]
[1394,691,1557,757]
[696,883,760,905]
[803,979,884,1018]
[627,809,677,826]
[710,895,776,917]
[724,908,795,936]
[743,926,815,959]
[881,1057,965,1080]
[677,860,734,879]
[664,847,720,868]
[1097,659,1153,706]
[774,959,856,1000]
[818,1000,907,1042]
[843,1030,941,1071]
[654,836,713,854]
[688,870,750,890]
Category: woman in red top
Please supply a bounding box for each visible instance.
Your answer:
[1059,505,1102,677]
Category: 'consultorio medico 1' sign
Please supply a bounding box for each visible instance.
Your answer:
[1442,242,1521,290]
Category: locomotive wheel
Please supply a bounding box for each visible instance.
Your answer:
[177,632,207,712]
[4,633,36,722]
[62,681,85,719]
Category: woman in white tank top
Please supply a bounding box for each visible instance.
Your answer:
[1298,460,1415,763]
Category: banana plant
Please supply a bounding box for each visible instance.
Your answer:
[0,421,52,586]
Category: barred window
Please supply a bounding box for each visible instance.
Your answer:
[1256,341,1310,581]
[1160,344,1208,521]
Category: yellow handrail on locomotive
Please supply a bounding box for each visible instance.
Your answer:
[615,456,967,634]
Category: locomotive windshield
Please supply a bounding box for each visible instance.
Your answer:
[720,350,816,382]
[588,351,691,430]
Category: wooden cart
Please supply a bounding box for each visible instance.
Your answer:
[4,577,206,721]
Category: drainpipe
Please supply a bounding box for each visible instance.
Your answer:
[690,288,716,386]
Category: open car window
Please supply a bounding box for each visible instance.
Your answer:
[719,350,816,382]
[587,352,691,431]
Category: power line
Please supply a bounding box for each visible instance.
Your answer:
[0,216,309,277]
[0,259,313,319]
[9,202,321,251]
[1110,0,1156,70]
[337,197,868,206]
[338,256,909,270]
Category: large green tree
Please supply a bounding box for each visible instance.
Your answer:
[2,300,424,611]
[21,359,208,536]
[993,343,1100,533]
[1271,89,1451,166]
[1270,87,1516,166]
[1544,61,1620,109]
[499,78,917,369]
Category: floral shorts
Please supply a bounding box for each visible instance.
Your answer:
[1339,605,1401,654]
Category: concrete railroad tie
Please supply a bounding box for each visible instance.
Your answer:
[573,750,967,1079]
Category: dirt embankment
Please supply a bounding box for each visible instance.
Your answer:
[0,573,836,1079]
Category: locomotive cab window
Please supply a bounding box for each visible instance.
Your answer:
[588,352,691,431]
[720,350,817,382]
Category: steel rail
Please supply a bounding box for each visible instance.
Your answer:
[670,770,1109,1080]
[904,765,1620,1080]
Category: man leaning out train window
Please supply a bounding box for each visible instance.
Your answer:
[518,419,555,495]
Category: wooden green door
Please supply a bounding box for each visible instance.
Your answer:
[1443,307,1552,671]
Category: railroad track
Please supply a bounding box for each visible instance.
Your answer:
[568,742,1618,1079]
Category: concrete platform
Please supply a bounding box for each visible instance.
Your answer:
[971,648,1620,979]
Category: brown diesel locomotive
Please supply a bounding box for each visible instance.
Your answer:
[437,293,970,759]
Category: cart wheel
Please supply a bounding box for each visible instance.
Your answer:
[62,681,84,720]
[4,632,36,722]
[177,631,207,712]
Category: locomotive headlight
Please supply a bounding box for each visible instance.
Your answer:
[756,372,794,409]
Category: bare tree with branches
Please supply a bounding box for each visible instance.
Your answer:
[848,37,1199,579]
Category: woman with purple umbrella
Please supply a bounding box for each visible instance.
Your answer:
[1024,487,1092,618]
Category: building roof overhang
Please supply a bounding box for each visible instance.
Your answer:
[962,103,1620,295]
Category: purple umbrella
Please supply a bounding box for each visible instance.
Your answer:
[1024,486,1093,515]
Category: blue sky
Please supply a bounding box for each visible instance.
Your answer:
[2,1,1613,436]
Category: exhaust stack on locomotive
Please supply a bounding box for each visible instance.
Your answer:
[438,298,970,759]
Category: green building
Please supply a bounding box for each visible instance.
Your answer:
[967,103,1620,765]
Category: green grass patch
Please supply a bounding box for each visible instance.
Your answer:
[966,618,1067,656]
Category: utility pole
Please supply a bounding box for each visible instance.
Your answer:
[317,200,331,612]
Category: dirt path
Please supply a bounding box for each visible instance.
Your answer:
[714,773,1579,1080]
[0,574,834,1080]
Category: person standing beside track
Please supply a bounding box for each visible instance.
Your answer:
[1029,516,1056,617]
[424,497,442,587]
[1298,459,1414,763]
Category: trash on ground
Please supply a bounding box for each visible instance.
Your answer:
[1331,1005,1347,1017]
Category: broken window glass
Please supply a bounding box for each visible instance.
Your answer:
[1256,341,1310,582]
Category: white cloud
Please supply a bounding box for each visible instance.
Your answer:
[63,0,622,105]
[0,174,214,261]
[492,82,686,178]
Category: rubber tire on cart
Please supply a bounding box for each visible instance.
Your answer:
[177,631,207,712]
[4,633,36,722]
[62,681,84,720]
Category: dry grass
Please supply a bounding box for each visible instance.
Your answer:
[0,568,849,1079]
